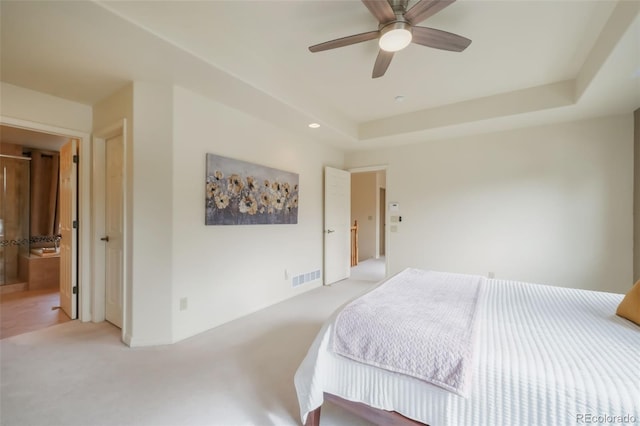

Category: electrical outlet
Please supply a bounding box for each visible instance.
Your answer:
[179,297,188,311]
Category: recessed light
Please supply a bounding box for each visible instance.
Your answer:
[308,123,320,129]
[395,95,405,102]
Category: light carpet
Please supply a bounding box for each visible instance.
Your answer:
[0,258,385,426]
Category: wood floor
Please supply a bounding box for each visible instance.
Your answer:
[0,288,71,339]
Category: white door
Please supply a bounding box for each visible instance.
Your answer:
[59,139,77,319]
[104,135,124,328]
[324,167,351,285]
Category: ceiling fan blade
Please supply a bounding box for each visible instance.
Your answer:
[411,26,471,52]
[309,30,379,52]
[361,0,396,23]
[404,0,456,25]
[372,50,394,78]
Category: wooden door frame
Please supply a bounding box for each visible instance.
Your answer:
[92,119,128,344]
[0,115,91,321]
[348,165,389,275]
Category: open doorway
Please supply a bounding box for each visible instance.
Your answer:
[350,168,387,282]
[0,124,77,339]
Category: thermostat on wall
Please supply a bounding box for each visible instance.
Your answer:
[389,202,400,212]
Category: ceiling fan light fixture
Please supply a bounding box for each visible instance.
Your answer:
[379,22,412,52]
[308,0,470,78]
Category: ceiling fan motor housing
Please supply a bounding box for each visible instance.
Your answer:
[389,0,410,18]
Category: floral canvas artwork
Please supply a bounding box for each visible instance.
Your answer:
[205,154,299,225]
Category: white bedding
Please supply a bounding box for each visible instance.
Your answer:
[294,274,640,425]
[334,269,483,396]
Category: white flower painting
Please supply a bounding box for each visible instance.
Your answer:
[205,154,299,225]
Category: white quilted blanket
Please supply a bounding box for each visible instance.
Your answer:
[332,268,484,396]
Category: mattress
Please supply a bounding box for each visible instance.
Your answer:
[294,275,640,425]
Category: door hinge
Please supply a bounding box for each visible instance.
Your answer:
[72,287,78,295]
[73,220,78,229]
[73,154,79,163]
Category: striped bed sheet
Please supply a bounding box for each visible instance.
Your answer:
[294,275,640,425]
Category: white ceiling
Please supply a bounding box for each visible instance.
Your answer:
[1,0,638,150]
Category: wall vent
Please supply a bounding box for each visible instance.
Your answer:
[292,269,321,287]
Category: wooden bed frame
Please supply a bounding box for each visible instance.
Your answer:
[304,392,427,426]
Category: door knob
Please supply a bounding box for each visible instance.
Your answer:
[327,229,335,234]
[100,236,109,242]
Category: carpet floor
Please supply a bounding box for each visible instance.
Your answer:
[1,258,385,426]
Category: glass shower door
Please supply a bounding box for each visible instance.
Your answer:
[0,154,30,286]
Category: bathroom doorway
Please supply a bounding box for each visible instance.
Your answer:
[0,125,76,338]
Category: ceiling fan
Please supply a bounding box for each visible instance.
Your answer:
[308,0,471,78]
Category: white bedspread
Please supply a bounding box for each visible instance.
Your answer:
[333,269,483,396]
[294,274,640,425]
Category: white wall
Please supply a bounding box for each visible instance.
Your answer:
[130,82,174,345]
[1,82,92,133]
[171,86,344,342]
[351,172,377,261]
[347,115,633,294]
[93,82,174,346]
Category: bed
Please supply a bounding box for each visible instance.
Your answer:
[294,268,640,426]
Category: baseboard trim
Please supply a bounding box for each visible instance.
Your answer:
[124,334,173,348]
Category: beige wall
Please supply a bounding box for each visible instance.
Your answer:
[377,170,387,257]
[634,108,639,283]
[351,172,377,261]
[347,115,634,294]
